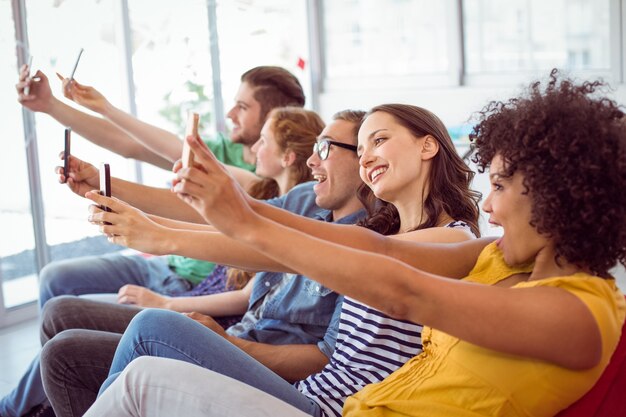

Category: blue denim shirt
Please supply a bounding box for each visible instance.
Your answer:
[226,181,365,359]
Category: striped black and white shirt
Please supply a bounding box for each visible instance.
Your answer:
[294,221,471,417]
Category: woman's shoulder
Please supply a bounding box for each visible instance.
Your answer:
[464,242,534,285]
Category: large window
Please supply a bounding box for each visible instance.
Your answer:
[216,0,310,112]
[463,0,611,75]
[0,0,130,315]
[127,0,214,186]
[0,0,37,311]
[26,0,130,259]
[322,0,452,89]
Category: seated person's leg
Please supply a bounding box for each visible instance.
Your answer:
[0,297,141,417]
[0,356,46,417]
[41,296,142,343]
[40,329,121,417]
[101,309,321,414]
[38,254,187,309]
[86,357,314,417]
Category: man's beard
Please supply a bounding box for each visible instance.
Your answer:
[231,125,262,146]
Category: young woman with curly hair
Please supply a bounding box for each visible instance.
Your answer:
[86,70,625,417]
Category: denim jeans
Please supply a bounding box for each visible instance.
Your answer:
[85,357,312,417]
[0,297,141,417]
[38,254,193,309]
[102,309,322,416]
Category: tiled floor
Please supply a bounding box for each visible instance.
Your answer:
[0,318,39,398]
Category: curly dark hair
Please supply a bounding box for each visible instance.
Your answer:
[357,104,482,237]
[471,69,626,278]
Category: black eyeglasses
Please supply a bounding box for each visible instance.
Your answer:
[313,139,358,160]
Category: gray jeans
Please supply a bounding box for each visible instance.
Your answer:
[40,296,142,417]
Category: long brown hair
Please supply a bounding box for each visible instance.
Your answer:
[357,104,481,237]
[227,107,325,289]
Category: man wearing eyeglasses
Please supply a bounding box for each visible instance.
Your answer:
[36,110,368,417]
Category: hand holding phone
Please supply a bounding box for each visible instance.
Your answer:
[63,128,71,183]
[182,112,200,169]
[99,163,112,224]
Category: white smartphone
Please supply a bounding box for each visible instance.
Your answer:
[182,112,200,168]
[24,56,33,95]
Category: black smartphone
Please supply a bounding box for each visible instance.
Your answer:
[99,163,112,223]
[63,128,71,183]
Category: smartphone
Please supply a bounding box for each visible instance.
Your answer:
[63,128,71,183]
[23,56,33,95]
[69,48,84,82]
[182,112,200,168]
[99,163,112,223]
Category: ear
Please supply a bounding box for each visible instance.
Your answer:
[281,150,297,168]
[420,135,439,161]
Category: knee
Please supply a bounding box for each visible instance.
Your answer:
[40,330,82,376]
[38,261,78,306]
[126,309,185,337]
[40,295,79,344]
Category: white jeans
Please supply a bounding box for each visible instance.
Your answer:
[83,357,310,417]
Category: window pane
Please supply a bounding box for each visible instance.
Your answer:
[216,0,310,112]
[128,0,214,186]
[26,1,127,265]
[0,0,38,308]
[464,0,611,73]
[323,0,449,79]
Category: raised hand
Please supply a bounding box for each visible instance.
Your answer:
[16,66,55,113]
[117,284,170,309]
[56,73,110,115]
[172,135,258,237]
[85,191,171,255]
[55,152,99,197]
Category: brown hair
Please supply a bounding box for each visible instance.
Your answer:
[226,107,325,289]
[241,66,306,122]
[472,69,625,277]
[331,109,367,141]
[357,104,481,237]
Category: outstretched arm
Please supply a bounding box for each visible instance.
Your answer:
[16,67,172,169]
[86,192,292,272]
[56,152,205,223]
[116,278,253,316]
[174,135,479,275]
[175,135,604,371]
[60,75,184,163]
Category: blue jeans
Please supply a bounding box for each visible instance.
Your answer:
[38,254,193,309]
[102,309,322,417]
[0,356,45,417]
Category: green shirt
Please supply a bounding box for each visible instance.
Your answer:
[167,132,255,284]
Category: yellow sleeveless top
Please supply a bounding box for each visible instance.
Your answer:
[343,243,625,417]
